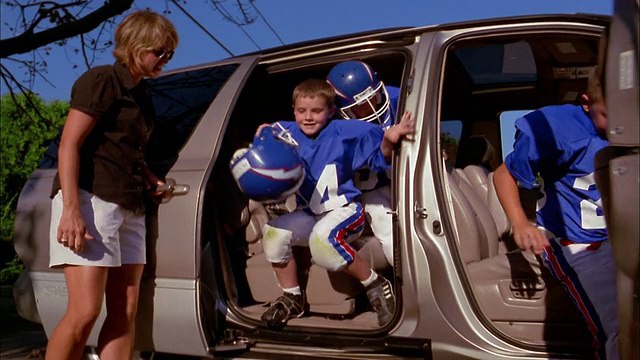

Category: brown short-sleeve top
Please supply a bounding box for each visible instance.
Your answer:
[51,62,155,214]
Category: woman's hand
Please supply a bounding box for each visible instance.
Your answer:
[143,164,168,203]
[57,206,93,252]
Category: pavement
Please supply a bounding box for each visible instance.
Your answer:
[0,286,48,359]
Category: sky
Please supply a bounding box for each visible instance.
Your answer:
[0,0,613,102]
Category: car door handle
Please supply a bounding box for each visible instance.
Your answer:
[155,178,190,203]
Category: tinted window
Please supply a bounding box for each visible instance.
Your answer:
[453,42,537,85]
[38,64,238,170]
[145,64,238,174]
[441,120,463,163]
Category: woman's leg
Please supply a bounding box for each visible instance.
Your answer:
[98,264,144,360]
[45,265,108,360]
[98,263,145,360]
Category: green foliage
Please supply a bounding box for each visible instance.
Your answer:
[0,255,25,285]
[0,92,68,241]
[441,131,459,162]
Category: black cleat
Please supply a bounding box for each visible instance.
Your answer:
[261,292,306,329]
[366,276,395,325]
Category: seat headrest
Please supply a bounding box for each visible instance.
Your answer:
[455,135,495,170]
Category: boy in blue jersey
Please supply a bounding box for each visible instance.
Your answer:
[326,60,401,265]
[493,77,619,359]
[257,78,414,329]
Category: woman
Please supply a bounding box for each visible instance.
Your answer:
[46,10,178,360]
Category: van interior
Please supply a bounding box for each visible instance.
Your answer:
[146,30,602,354]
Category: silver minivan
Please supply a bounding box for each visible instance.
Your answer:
[13,9,638,360]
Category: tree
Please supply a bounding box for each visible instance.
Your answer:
[0,0,257,99]
[441,131,459,162]
[0,0,261,237]
[0,92,68,241]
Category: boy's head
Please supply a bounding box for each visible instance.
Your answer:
[292,79,336,137]
[580,75,607,137]
[326,60,390,124]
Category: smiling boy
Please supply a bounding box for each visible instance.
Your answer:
[256,78,414,328]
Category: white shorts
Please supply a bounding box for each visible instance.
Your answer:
[362,185,393,264]
[262,203,365,271]
[49,189,146,267]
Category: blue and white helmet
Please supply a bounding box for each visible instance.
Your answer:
[230,123,304,204]
[326,60,391,125]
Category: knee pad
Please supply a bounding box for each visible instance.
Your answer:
[309,228,360,272]
[261,224,293,264]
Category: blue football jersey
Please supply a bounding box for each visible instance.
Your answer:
[505,104,609,243]
[356,85,399,191]
[276,120,389,215]
[381,85,400,130]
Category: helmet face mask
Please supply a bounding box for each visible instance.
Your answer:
[270,122,299,147]
[229,124,304,204]
[327,60,391,125]
[337,82,390,125]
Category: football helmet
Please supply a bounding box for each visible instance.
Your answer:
[326,60,391,125]
[230,123,304,203]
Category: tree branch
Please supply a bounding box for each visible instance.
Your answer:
[0,0,134,58]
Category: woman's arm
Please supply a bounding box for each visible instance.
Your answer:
[56,109,98,252]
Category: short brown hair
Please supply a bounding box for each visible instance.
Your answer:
[586,75,604,104]
[113,10,179,76]
[292,79,336,108]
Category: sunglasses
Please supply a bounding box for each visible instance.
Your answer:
[153,49,175,61]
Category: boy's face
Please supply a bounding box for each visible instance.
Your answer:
[582,94,608,138]
[293,96,335,137]
[350,96,379,119]
[588,100,608,137]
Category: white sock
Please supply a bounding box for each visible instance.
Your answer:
[360,270,378,287]
[282,286,301,295]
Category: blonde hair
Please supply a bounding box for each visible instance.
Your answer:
[113,10,179,77]
[292,79,336,108]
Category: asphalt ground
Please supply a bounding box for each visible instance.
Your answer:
[0,285,47,359]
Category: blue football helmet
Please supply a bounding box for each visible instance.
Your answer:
[326,60,391,125]
[230,123,304,204]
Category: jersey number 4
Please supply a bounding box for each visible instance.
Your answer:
[309,164,347,214]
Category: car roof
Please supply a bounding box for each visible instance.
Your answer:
[264,13,607,54]
[163,13,609,75]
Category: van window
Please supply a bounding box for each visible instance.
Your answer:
[498,109,533,160]
[441,120,463,163]
[146,64,239,171]
[38,64,239,170]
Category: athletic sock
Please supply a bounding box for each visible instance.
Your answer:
[360,270,378,287]
[282,286,302,295]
